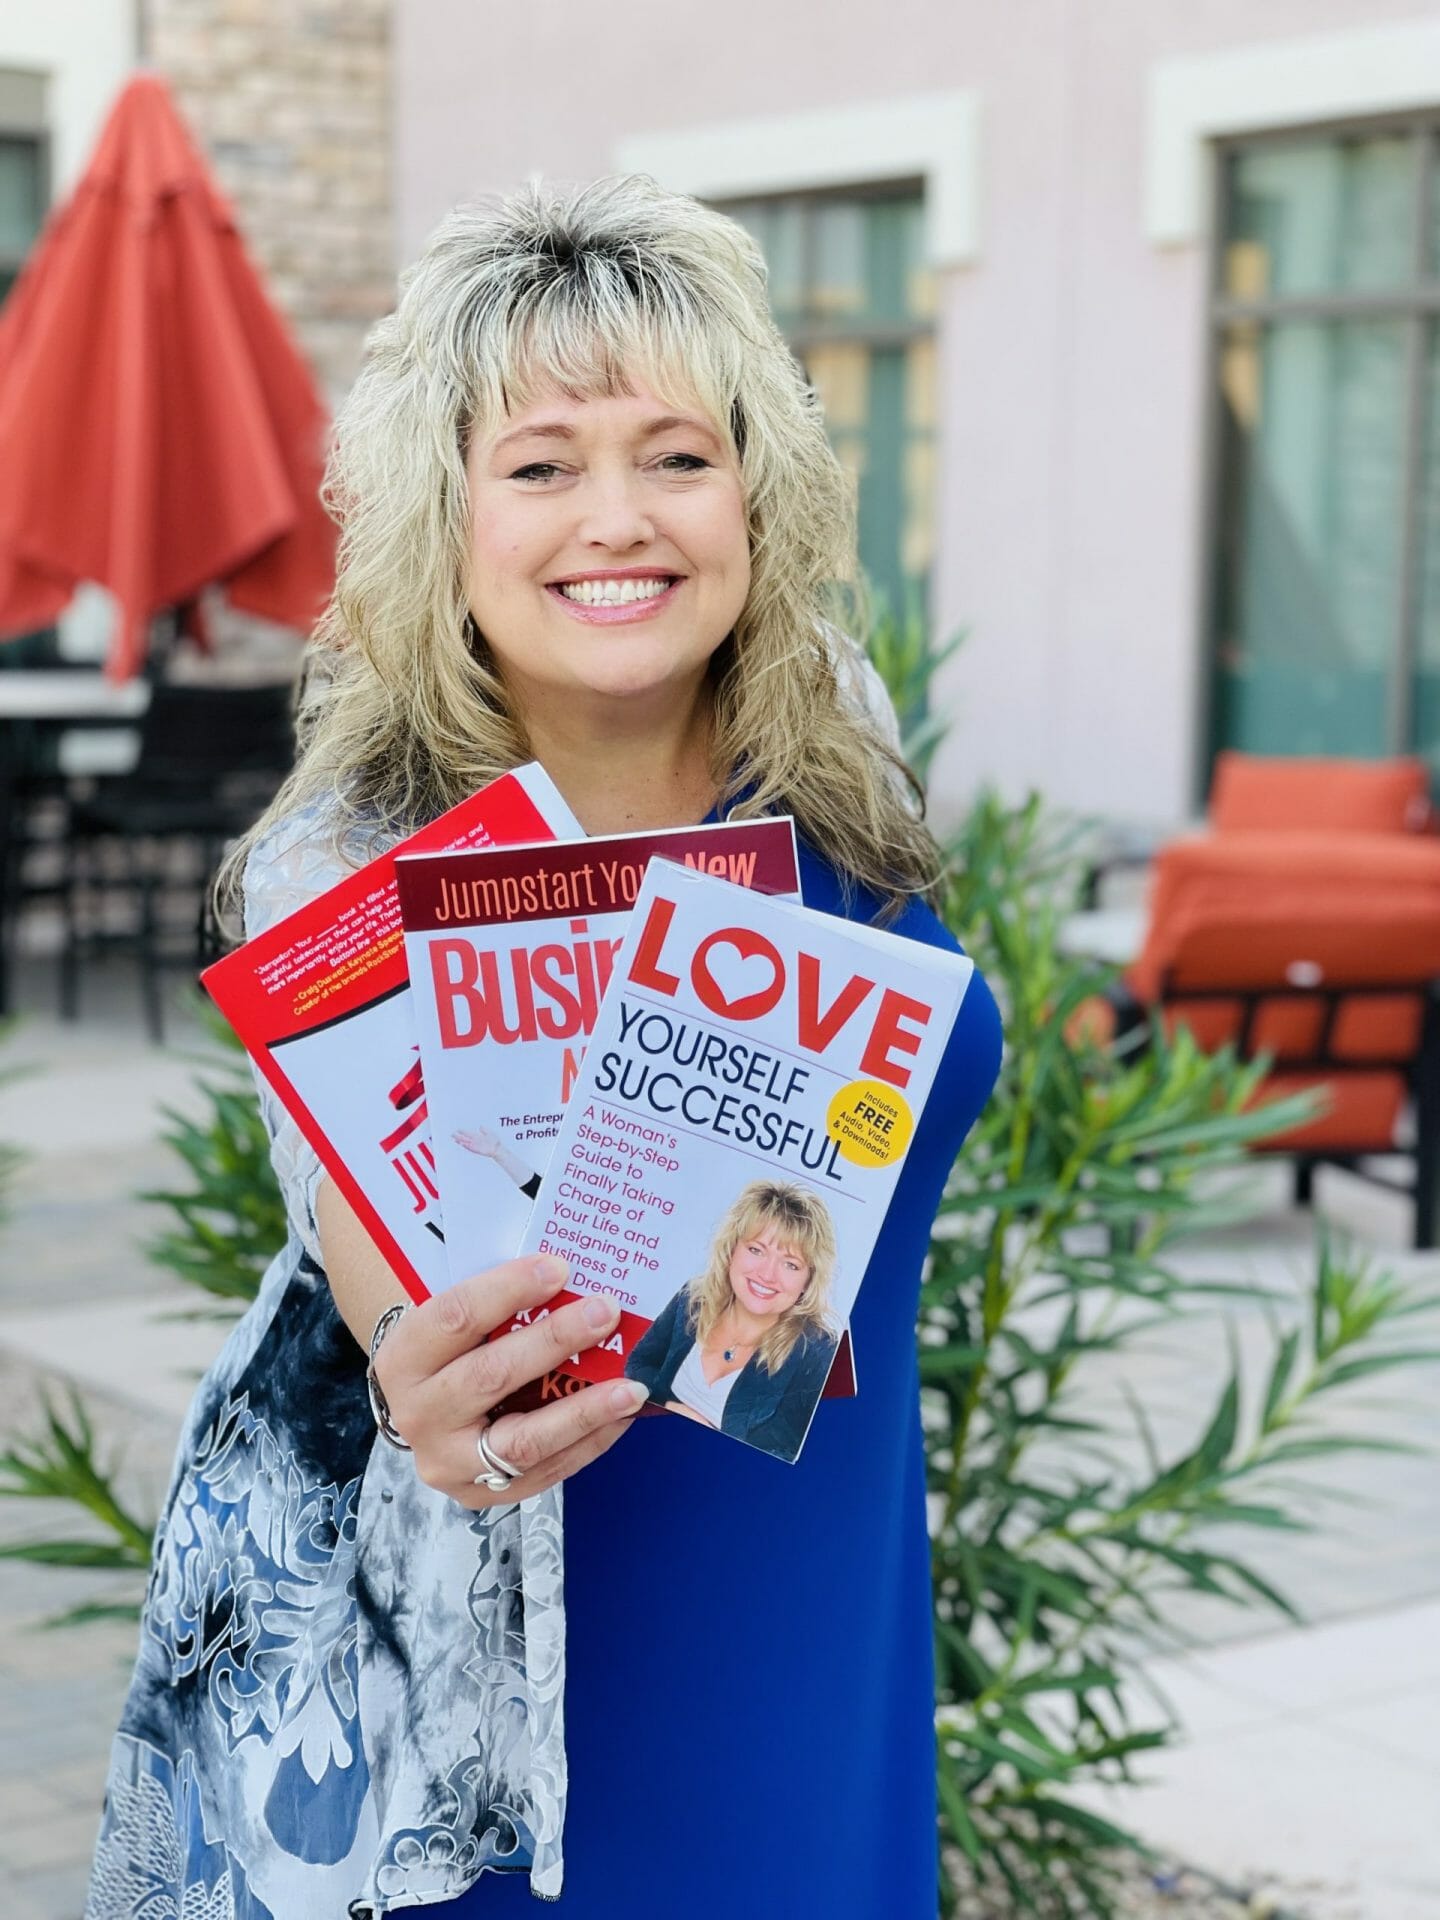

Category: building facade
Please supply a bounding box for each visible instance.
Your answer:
[396,0,1440,827]
[4,3,1439,823]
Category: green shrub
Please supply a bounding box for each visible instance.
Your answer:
[0,1006,281,1617]
[141,1006,286,1306]
[924,790,1439,1915]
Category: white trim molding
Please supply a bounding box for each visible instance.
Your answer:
[1145,17,1440,245]
[616,91,981,269]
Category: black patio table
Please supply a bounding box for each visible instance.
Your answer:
[0,670,149,1014]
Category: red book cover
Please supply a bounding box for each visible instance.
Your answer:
[201,764,581,1300]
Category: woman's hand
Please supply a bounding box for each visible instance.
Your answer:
[453,1126,501,1158]
[373,1253,648,1508]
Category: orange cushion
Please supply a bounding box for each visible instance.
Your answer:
[1246,1070,1407,1154]
[1127,833,1440,1004]
[1209,753,1431,836]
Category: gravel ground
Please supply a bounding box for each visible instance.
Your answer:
[949,1853,1365,1920]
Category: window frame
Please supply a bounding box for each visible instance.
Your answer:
[715,179,937,615]
[1198,108,1440,796]
[0,132,50,298]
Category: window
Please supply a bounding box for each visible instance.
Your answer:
[0,68,47,308]
[0,134,44,305]
[720,187,935,619]
[1207,119,1440,776]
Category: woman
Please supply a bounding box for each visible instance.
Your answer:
[86,176,1001,1919]
[626,1179,839,1461]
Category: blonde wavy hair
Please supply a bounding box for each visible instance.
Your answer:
[227,174,940,914]
[686,1180,838,1375]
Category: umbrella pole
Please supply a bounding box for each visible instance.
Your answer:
[146,607,179,683]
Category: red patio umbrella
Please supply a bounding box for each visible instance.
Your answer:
[0,72,335,680]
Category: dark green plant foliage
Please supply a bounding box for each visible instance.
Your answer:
[0,1004,279,1620]
[141,1005,286,1305]
[865,602,965,785]
[0,1389,154,1627]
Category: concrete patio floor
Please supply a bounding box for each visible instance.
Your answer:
[1,952,1438,1917]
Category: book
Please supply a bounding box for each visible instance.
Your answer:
[201,764,581,1300]
[505,858,974,1462]
[395,820,802,1299]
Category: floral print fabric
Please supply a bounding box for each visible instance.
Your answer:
[85,806,567,1918]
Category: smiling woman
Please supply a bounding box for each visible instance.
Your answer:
[466,387,751,791]
[84,177,1002,1920]
[625,1180,842,1459]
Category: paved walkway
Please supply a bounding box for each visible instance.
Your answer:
[1,955,1438,1916]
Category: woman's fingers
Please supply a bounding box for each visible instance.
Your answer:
[421,1292,625,1429]
[383,1253,570,1386]
[452,1381,648,1508]
[485,1377,648,1479]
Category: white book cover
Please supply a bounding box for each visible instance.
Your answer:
[395,820,802,1303]
[503,858,973,1462]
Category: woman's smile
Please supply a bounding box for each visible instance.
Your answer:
[545,567,686,625]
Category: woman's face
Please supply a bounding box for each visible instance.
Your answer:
[465,381,751,721]
[728,1223,812,1321]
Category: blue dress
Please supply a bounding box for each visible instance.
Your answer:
[450,843,1001,1917]
[84,823,1000,1919]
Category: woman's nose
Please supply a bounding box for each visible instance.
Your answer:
[575,472,654,551]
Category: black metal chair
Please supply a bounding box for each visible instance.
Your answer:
[62,679,296,1039]
[0,662,132,1017]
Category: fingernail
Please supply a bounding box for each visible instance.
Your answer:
[610,1380,648,1413]
[533,1254,568,1287]
[583,1293,619,1328]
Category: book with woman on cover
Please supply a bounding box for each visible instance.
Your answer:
[501,857,975,1462]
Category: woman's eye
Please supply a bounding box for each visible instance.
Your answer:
[655,453,709,474]
[510,462,562,482]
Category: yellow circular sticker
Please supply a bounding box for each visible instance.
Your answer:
[826,1079,914,1168]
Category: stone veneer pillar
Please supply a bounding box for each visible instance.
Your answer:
[147,0,394,403]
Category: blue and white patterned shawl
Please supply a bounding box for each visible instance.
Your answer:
[86,807,568,1918]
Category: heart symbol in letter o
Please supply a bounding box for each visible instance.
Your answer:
[691,927,785,1021]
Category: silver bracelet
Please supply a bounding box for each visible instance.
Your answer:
[367,1302,413,1451]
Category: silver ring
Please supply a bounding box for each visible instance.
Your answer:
[473,1424,522,1492]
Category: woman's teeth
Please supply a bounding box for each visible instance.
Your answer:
[749,1280,777,1298]
[556,577,673,606]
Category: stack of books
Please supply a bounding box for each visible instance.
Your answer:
[206,766,974,1462]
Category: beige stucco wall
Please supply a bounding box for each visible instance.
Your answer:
[395,0,1440,826]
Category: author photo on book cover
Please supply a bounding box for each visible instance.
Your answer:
[625,1179,841,1461]
[84,172,1002,1920]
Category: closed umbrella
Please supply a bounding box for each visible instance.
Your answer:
[0,72,334,680]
